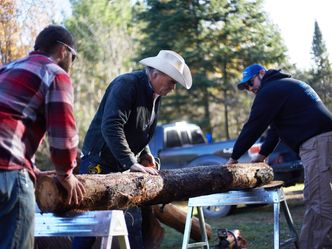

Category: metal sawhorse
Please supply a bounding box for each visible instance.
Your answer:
[35,210,130,249]
[182,181,299,249]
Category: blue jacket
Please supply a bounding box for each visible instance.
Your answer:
[82,70,160,171]
[231,69,332,160]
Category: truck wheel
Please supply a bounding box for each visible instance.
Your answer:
[202,205,232,218]
[187,155,233,218]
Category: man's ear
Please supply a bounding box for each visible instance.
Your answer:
[150,70,158,81]
[259,69,266,79]
[54,44,67,61]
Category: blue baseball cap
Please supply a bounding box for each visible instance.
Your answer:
[238,64,266,90]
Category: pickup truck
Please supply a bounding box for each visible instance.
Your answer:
[148,122,303,217]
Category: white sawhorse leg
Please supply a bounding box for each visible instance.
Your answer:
[182,206,209,249]
[35,210,130,249]
[182,206,193,249]
[274,199,281,249]
[100,210,131,249]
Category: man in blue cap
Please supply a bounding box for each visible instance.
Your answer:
[236,64,266,93]
[227,64,332,249]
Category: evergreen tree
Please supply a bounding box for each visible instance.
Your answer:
[135,0,287,139]
[135,0,214,131]
[66,0,137,141]
[309,20,332,108]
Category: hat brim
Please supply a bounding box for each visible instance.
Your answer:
[237,82,247,90]
[139,57,192,89]
[237,75,252,90]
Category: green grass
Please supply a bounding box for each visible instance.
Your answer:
[160,184,304,249]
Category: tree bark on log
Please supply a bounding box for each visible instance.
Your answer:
[36,163,273,213]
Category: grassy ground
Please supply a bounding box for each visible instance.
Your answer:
[160,184,304,249]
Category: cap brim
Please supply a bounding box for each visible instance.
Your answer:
[237,74,252,90]
[238,82,248,90]
[139,58,192,89]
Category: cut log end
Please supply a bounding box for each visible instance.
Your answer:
[35,176,64,213]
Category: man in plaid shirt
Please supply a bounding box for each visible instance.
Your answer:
[0,25,85,249]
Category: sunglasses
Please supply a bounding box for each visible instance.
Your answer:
[57,41,77,62]
[244,75,257,90]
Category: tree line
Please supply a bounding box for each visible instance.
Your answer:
[1,0,331,168]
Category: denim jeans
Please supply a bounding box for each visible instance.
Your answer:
[0,169,35,249]
[72,156,144,249]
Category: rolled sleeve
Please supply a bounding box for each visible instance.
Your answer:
[46,73,78,175]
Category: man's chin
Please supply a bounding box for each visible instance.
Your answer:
[58,62,69,73]
[163,90,174,96]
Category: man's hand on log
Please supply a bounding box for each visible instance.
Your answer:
[34,167,56,179]
[130,163,159,175]
[56,174,86,205]
[139,153,157,168]
[226,158,238,165]
[250,153,266,163]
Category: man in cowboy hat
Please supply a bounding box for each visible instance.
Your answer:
[72,50,192,249]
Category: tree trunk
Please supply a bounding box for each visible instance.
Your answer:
[36,163,273,213]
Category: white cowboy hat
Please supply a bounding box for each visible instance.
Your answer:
[139,50,192,89]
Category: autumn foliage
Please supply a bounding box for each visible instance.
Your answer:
[0,0,55,65]
[0,0,22,64]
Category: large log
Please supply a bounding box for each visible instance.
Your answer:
[36,163,273,213]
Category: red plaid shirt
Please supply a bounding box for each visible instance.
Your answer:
[0,51,78,181]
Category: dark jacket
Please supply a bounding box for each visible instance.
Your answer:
[231,69,332,160]
[82,70,161,171]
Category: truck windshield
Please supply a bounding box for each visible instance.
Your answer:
[165,130,182,148]
[191,130,206,144]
